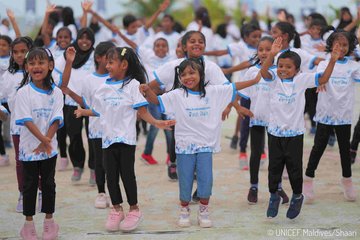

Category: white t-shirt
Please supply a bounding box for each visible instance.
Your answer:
[0,70,24,135]
[267,72,321,137]
[213,34,233,67]
[237,64,276,127]
[114,26,151,47]
[53,23,77,40]
[92,78,148,148]
[81,72,109,139]
[300,34,331,59]
[0,55,10,79]
[47,41,65,64]
[153,57,229,91]
[55,54,95,106]
[158,84,236,154]
[14,82,64,161]
[137,46,176,82]
[142,31,181,52]
[314,58,360,125]
[275,48,318,73]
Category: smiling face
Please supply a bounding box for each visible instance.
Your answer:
[183,32,205,58]
[257,40,272,64]
[12,42,29,67]
[106,55,127,79]
[0,39,10,57]
[56,29,72,49]
[277,58,298,79]
[179,65,200,91]
[333,35,349,59]
[77,33,92,51]
[26,56,53,83]
[153,39,168,58]
[244,30,262,48]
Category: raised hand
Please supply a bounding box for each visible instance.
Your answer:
[271,37,283,55]
[66,46,76,62]
[139,84,150,96]
[45,4,57,14]
[159,0,170,12]
[6,9,15,20]
[81,0,93,12]
[330,43,341,62]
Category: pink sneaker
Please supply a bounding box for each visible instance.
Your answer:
[0,154,10,167]
[42,219,59,240]
[20,221,38,240]
[303,176,315,203]
[105,208,125,232]
[341,177,357,201]
[119,210,143,232]
[57,157,68,171]
[239,152,249,170]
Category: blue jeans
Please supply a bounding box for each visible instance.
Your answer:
[144,103,172,155]
[177,152,213,202]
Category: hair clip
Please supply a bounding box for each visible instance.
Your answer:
[121,48,127,56]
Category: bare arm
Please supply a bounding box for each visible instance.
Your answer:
[148,80,163,95]
[137,106,175,130]
[317,43,340,85]
[223,60,251,75]
[144,0,170,30]
[261,37,282,79]
[61,86,85,107]
[40,5,56,47]
[234,73,261,90]
[203,49,228,57]
[113,28,137,50]
[139,84,159,104]
[74,107,95,117]
[80,0,93,28]
[6,9,21,38]
[0,111,8,121]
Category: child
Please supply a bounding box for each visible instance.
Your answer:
[140,58,261,228]
[61,41,115,208]
[55,28,95,183]
[73,47,175,232]
[236,36,289,204]
[14,47,63,240]
[304,30,360,202]
[0,36,34,212]
[261,37,340,219]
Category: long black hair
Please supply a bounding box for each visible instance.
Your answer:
[325,30,357,56]
[106,47,148,87]
[8,36,33,74]
[94,41,115,69]
[173,58,207,98]
[18,47,55,92]
[195,7,211,28]
[64,28,95,69]
[275,21,301,48]
[309,19,335,40]
[249,36,274,66]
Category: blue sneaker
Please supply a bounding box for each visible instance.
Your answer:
[328,135,336,147]
[286,194,304,219]
[267,193,281,218]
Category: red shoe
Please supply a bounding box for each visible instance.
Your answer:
[239,152,249,170]
[140,153,158,165]
[166,154,170,165]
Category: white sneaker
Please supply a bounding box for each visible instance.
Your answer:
[57,157,68,171]
[95,193,108,209]
[303,176,315,203]
[341,177,357,201]
[197,204,212,228]
[177,206,191,227]
[0,154,10,167]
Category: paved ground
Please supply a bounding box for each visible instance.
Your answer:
[0,86,359,240]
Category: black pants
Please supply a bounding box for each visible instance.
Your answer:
[305,88,318,128]
[169,126,176,164]
[350,114,360,151]
[64,105,93,169]
[306,123,351,178]
[22,156,57,216]
[250,126,266,184]
[268,134,303,194]
[0,120,5,155]
[89,138,106,193]
[239,98,250,152]
[103,143,137,206]
[56,110,67,158]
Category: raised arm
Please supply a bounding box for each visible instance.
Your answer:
[80,0,93,28]
[6,9,21,38]
[144,0,170,30]
[317,43,340,85]
[222,60,252,75]
[41,4,57,47]
[261,37,282,79]
[234,72,261,90]
[203,49,228,57]
[61,47,76,88]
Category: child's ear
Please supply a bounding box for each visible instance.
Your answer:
[121,60,128,71]
[49,61,54,71]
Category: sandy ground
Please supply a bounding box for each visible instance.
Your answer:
[0,86,360,240]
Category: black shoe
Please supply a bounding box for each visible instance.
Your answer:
[167,163,178,181]
[247,187,258,204]
[350,149,357,164]
[286,194,304,219]
[267,193,281,218]
[277,188,289,204]
[230,136,238,150]
[192,189,200,203]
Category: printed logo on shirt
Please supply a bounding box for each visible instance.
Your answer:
[330,77,350,86]
[49,97,55,106]
[103,97,122,106]
[186,107,210,118]
[32,108,52,118]
[277,93,297,104]
[255,82,271,92]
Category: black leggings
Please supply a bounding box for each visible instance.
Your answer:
[350,114,360,151]
[249,126,266,184]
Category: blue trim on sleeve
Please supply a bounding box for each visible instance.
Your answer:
[157,96,165,113]
[133,102,149,110]
[15,118,33,126]
[237,92,250,100]
[227,45,233,57]
[153,71,164,86]
[315,72,323,87]
[309,56,317,70]
[92,109,100,117]
[53,68,63,87]
[231,83,236,102]
[82,96,90,109]
[1,108,9,115]
[50,116,64,128]
[354,79,360,82]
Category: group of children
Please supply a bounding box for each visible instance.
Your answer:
[0,1,359,239]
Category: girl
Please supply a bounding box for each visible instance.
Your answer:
[236,36,288,205]
[55,28,95,183]
[14,47,63,240]
[0,35,12,166]
[0,37,34,212]
[261,37,340,219]
[304,30,360,202]
[61,41,115,208]
[140,58,261,228]
[74,47,175,232]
